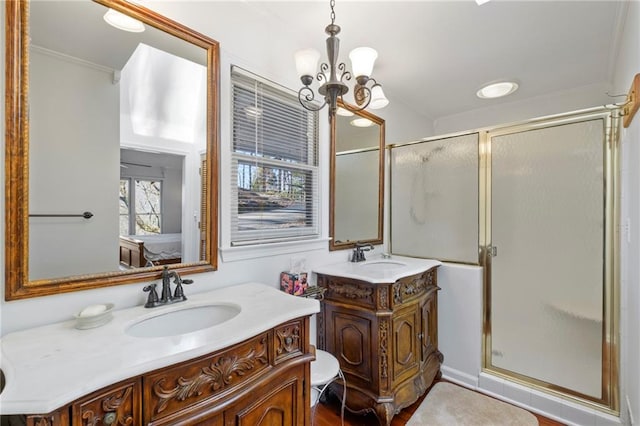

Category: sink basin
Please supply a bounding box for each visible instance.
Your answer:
[126,304,241,338]
[359,260,407,272]
[313,256,442,284]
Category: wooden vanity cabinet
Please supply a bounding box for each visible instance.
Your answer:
[317,267,442,426]
[9,317,312,426]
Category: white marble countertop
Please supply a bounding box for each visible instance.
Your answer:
[0,282,319,415]
[312,255,441,283]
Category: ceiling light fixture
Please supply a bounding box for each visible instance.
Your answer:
[476,81,519,99]
[350,118,373,127]
[103,9,145,33]
[475,0,492,5]
[295,0,389,118]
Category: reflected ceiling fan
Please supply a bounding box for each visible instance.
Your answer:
[120,161,152,169]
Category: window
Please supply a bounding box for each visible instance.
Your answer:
[119,178,163,235]
[230,67,319,245]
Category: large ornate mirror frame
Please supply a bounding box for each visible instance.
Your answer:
[329,100,385,251]
[5,0,219,300]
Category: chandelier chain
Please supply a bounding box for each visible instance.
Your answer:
[330,0,336,25]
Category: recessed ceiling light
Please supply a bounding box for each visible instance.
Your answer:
[350,118,373,127]
[476,81,519,99]
[476,0,491,5]
[103,9,145,33]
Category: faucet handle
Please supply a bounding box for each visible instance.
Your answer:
[172,277,194,301]
[143,284,160,308]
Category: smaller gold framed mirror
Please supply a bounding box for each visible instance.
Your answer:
[329,101,385,250]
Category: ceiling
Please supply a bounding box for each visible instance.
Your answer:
[29,1,207,70]
[29,0,627,124]
[248,0,626,122]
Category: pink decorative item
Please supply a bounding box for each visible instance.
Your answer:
[280,272,308,296]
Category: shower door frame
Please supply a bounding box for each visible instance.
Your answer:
[480,107,621,414]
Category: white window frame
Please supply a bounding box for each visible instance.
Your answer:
[119,177,164,236]
[229,66,320,247]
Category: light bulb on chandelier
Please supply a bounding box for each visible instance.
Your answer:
[294,0,389,118]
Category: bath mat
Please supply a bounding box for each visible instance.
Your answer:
[406,382,538,426]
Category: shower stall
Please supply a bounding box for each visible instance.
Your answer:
[389,108,619,412]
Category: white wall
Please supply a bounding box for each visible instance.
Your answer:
[28,48,120,280]
[613,1,640,424]
[437,264,483,387]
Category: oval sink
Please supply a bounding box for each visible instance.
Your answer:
[126,304,241,338]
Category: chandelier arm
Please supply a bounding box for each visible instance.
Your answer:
[340,85,372,111]
[298,87,328,112]
[338,65,352,84]
[317,63,330,83]
[354,81,372,107]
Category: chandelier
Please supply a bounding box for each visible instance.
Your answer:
[294,0,389,117]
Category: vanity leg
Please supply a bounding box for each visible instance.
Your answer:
[374,402,395,426]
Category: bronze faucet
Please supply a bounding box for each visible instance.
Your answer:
[143,266,193,308]
[350,243,374,262]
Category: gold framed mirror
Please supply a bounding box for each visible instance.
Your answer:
[5,0,219,300]
[329,101,385,251]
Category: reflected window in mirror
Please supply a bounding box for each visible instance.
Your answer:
[5,0,219,300]
[330,102,385,250]
[230,67,319,246]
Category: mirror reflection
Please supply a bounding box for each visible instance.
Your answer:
[5,0,218,299]
[28,1,207,281]
[330,103,385,250]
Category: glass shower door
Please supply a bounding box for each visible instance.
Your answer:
[488,117,608,401]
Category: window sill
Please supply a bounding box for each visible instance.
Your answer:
[220,238,330,262]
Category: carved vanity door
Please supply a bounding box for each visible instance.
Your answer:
[224,367,305,426]
[324,303,375,388]
[391,305,420,385]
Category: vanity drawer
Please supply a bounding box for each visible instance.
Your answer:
[143,332,271,424]
[24,408,70,426]
[391,267,438,306]
[70,378,141,426]
[274,320,304,365]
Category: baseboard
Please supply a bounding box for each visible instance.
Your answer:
[440,365,479,389]
[475,372,622,426]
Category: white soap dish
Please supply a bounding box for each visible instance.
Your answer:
[74,303,114,329]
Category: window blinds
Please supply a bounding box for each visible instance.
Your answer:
[230,67,319,245]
